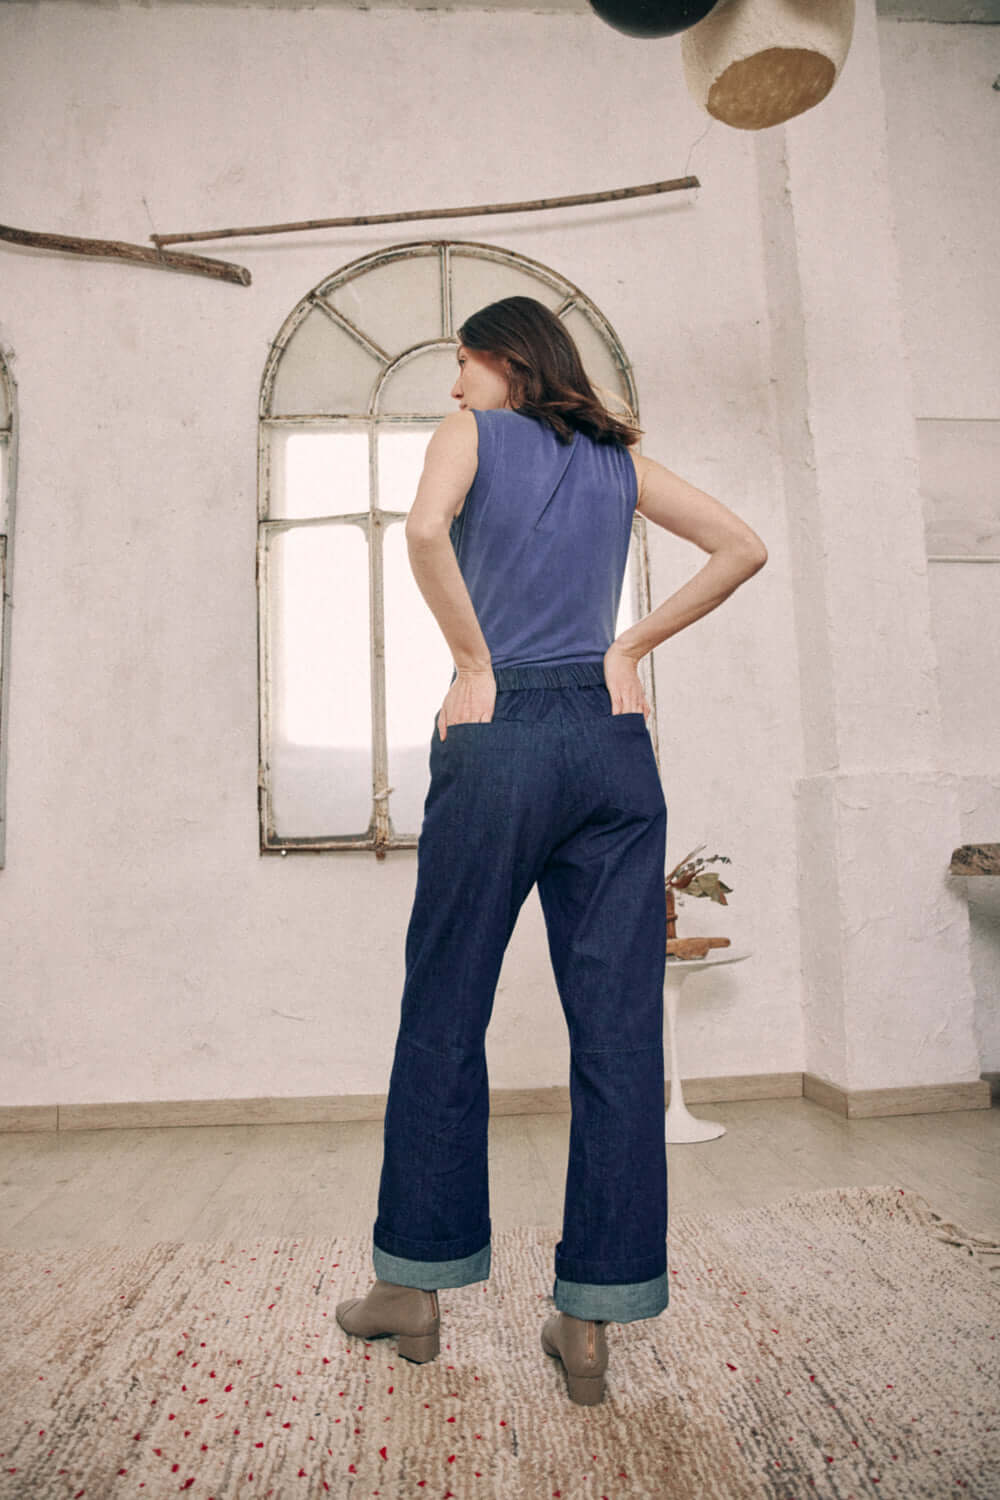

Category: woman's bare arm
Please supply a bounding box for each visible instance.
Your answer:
[405,411,495,735]
[604,452,767,712]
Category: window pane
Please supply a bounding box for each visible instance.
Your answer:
[329,252,443,357]
[561,307,631,408]
[450,252,564,333]
[0,541,5,679]
[377,347,456,418]
[269,427,369,520]
[383,520,453,836]
[616,542,637,637]
[267,522,372,836]
[378,426,432,515]
[270,307,383,417]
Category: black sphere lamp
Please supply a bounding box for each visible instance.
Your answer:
[587,0,721,40]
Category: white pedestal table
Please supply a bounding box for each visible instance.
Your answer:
[664,948,752,1144]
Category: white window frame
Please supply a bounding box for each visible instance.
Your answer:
[257,240,658,857]
[0,345,17,869]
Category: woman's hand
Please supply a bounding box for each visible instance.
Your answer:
[604,643,652,718]
[437,666,496,740]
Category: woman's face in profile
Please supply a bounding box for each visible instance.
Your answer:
[450,345,512,412]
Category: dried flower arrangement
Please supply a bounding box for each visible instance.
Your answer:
[665,844,734,960]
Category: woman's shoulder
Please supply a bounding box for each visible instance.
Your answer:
[491,407,543,429]
[478,408,556,447]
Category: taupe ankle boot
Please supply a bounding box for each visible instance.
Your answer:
[541,1312,608,1405]
[336,1279,440,1364]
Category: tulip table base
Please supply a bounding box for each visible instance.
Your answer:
[664,950,752,1145]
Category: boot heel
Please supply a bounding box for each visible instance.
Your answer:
[396,1329,440,1364]
[565,1371,605,1406]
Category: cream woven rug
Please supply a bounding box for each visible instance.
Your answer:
[1,1185,998,1500]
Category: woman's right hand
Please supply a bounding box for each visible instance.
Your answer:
[604,643,652,718]
[437,666,496,741]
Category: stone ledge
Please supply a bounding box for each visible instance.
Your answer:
[949,843,1000,876]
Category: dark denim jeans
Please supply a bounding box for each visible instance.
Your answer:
[373,660,669,1323]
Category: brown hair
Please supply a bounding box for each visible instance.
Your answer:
[457,296,641,447]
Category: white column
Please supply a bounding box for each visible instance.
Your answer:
[756,0,979,1093]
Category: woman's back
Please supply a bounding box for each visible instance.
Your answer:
[448,409,637,670]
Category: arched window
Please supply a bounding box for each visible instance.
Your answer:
[0,344,17,869]
[258,240,656,857]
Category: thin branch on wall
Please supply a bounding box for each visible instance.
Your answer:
[1,174,699,285]
[0,223,251,286]
[149,175,702,247]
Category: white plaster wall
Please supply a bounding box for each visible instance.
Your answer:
[0,0,803,1109]
[745,0,982,1094]
[878,21,1000,419]
[879,19,1000,1069]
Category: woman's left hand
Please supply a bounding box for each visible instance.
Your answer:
[604,643,652,718]
[437,666,496,741]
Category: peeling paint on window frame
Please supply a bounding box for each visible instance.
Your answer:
[0,346,17,870]
[257,240,658,858]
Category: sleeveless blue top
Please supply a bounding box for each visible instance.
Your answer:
[448,409,637,670]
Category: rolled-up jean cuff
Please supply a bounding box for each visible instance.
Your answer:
[373,1242,491,1290]
[553,1271,670,1323]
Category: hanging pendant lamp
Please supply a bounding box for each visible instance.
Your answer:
[587,0,721,40]
[681,0,855,130]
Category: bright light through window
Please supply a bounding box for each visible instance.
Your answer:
[378,428,432,515]
[272,522,371,750]
[273,428,369,521]
[617,546,636,637]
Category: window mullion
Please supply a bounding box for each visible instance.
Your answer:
[0,361,16,869]
[441,244,453,339]
[369,433,390,859]
[260,513,371,535]
[256,525,275,846]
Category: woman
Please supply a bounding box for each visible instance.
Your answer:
[337,296,767,1405]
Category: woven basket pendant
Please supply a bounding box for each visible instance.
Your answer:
[682,0,855,130]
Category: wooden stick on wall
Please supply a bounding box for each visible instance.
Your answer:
[150,175,701,248]
[0,223,251,285]
[1,174,699,286]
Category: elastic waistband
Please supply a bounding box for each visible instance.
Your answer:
[492,660,606,691]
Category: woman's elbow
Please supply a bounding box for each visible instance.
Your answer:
[405,515,447,549]
[737,535,768,576]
